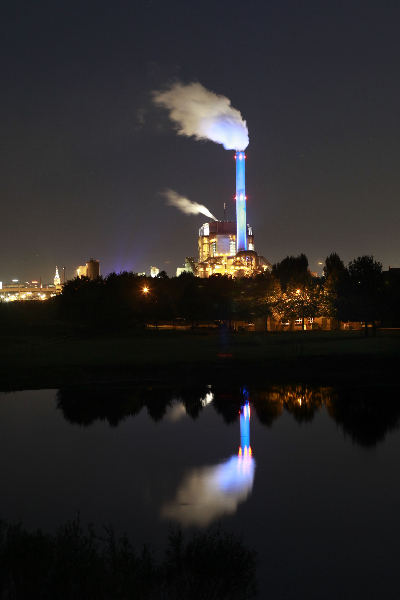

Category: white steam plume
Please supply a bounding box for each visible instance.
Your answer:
[153,82,249,151]
[163,189,217,221]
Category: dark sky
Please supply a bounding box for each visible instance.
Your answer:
[1,0,399,281]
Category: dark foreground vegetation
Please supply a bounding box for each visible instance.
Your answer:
[0,519,256,600]
[2,253,400,335]
[0,253,399,389]
[51,253,398,331]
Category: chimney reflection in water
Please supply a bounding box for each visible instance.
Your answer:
[161,389,255,527]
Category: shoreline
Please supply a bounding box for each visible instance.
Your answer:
[1,329,399,391]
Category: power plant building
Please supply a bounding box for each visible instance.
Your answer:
[188,152,271,278]
[196,220,270,278]
[198,221,254,263]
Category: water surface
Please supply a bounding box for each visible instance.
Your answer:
[1,383,399,599]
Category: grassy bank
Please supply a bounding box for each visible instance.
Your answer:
[1,329,399,390]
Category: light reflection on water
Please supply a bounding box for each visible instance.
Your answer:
[162,393,255,526]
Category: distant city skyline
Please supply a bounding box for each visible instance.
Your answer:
[1,0,399,281]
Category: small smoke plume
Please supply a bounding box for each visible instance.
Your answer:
[153,82,249,151]
[163,189,217,221]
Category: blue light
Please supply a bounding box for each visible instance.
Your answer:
[235,151,247,252]
[240,401,251,451]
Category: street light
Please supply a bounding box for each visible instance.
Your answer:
[142,286,149,295]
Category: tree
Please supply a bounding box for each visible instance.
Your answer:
[271,279,323,330]
[272,254,310,291]
[346,256,384,335]
[322,252,349,324]
[324,252,346,282]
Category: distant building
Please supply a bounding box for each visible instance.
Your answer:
[54,266,61,286]
[86,259,100,280]
[150,266,160,278]
[77,265,87,278]
[77,259,100,280]
[176,257,196,277]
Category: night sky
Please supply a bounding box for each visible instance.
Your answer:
[2,0,399,281]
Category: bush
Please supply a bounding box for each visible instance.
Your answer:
[0,518,257,599]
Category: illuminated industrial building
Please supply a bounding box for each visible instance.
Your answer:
[186,152,271,278]
[76,258,100,280]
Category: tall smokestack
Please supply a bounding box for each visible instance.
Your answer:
[235,151,247,252]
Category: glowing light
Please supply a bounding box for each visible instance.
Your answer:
[161,454,255,526]
[240,400,251,450]
[161,392,255,527]
[201,391,214,407]
[142,286,149,294]
[236,151,247,252]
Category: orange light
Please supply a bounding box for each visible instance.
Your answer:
[238,447,242,456]
[142,286,149,294]
[249,447,252,456]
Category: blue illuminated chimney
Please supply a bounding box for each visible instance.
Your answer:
[235,151,247,252]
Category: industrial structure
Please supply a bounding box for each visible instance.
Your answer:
[181,152,271,278]
[76,259,100,280]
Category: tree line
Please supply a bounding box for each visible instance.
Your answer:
[53,253,399,332]
[57,382,400,447]
[1,253,398,334]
